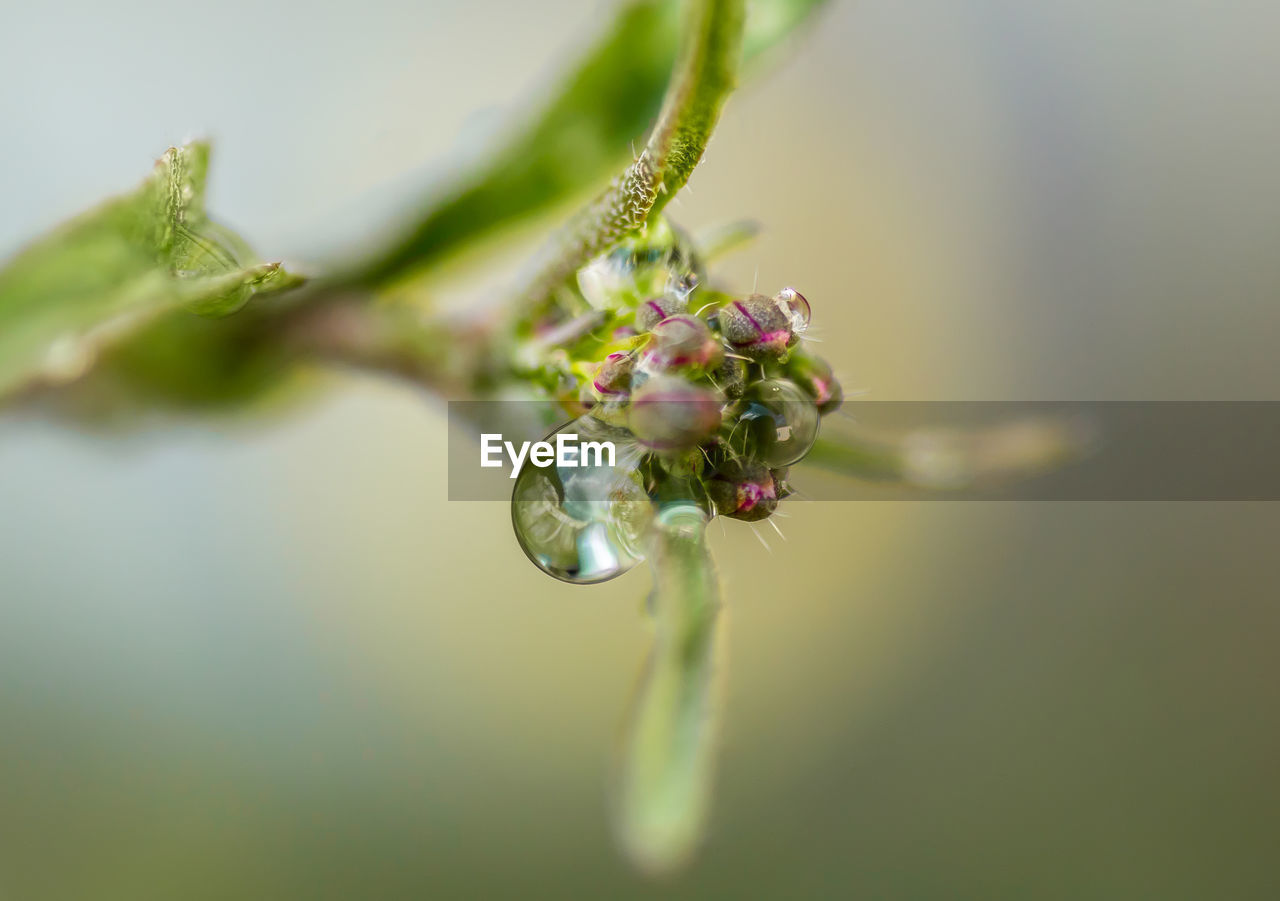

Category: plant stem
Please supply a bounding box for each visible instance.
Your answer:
[614,503,723,876]
[519,0,746,317]
[806,417,1096,489]
[280,298,498,398]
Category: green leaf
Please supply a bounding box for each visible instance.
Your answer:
[0,142,303,401]
[615,503,723,876]
[348,0,829,290]
[742,0,829,60]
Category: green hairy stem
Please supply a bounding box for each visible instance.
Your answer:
[615,504,723,876]
[520,0,745,314]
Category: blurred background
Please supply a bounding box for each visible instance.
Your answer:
[2,1,1278,897]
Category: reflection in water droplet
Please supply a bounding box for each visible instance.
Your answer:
[511,416,654,583]
[774,287,811,333]
[577,218,701,311]
[730,378,820,467]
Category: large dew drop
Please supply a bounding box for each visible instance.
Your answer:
[729,378,820,467]
[511,416,655,584]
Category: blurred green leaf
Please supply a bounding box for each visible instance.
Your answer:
[742,0,828,59]
[349,0,829,290]
[0,142,303,401]
[805,415,1096,489]
[615,503,722,876]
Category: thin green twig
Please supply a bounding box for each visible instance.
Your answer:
[521,0,745,314]
[806,417,1097,489]
[614,503,722,876]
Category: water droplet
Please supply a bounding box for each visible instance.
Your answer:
[577,218,701,311]
[512,416,654,584]
[728,378,820,467]
[774,287,811,333]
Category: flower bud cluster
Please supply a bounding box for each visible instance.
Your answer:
[538,218,843,523]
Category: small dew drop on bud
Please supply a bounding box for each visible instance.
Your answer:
[576,218,702,311]
[773,287,811,334]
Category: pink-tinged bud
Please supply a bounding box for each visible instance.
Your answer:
[706,460,779,521]
[640,315,724,375]
[629,376,724,453]
[717,294,794,361]
[592,351,635,400]
[785,350,843,414]
[635,295,688,331]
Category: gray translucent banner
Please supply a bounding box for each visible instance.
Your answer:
[447,401,1280,501]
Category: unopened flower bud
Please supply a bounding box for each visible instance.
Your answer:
[640,314,724,375]
[592,351,635,400]
[635,295,688,331]
[784,349,843,414]
[717,294,794,361]
[706,460,779,522]
[629,375,724,453]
